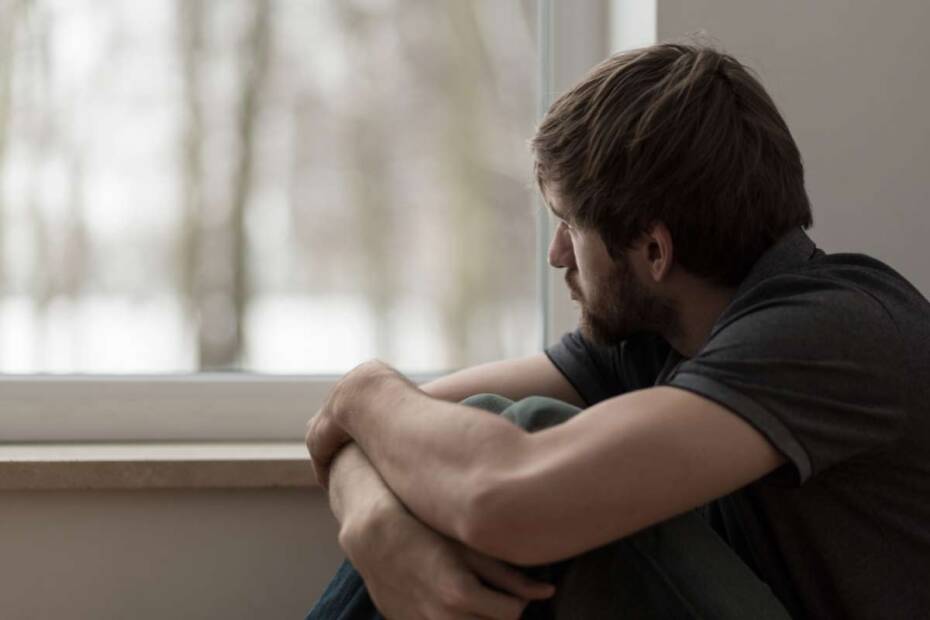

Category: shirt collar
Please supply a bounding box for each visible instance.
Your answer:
[735,227,819,296]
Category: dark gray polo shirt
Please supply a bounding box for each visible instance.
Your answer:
[546,228,930,619]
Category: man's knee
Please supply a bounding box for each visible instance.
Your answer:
[459,394,582,432]
[460,393,514,415]
[501,396,582,432]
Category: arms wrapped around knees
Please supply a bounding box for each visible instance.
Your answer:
[315,354,584,618]
[327,441,556,620]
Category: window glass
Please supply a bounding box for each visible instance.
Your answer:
[0,0,540,373]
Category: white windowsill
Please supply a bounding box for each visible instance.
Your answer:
[0,442,319,491]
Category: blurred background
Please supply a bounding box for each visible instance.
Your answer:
[2,1,929,619]
[0,0,539,374]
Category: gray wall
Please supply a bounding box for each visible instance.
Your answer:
[0,489,342,619]
[659,0,930,296]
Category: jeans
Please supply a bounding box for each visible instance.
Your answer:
[308,394,792,619]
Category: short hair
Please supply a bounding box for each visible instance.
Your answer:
[531,42,812,286]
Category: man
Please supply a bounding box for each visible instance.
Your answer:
[306,42,930,619]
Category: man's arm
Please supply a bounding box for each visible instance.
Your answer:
[328,442,555,619]
[323,352,582,521]
[319,354,578,615]
[418,353,585,407]
[314,367,785,566]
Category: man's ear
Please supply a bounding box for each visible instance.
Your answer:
[641,221,674,283]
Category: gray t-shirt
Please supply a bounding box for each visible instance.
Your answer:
[546,228,930,619]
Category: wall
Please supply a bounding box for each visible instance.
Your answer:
[0,488,342,619]
[658,0,930,296]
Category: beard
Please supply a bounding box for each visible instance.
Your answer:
[566,257,679,346]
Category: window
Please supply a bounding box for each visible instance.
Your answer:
[0,1,611,441]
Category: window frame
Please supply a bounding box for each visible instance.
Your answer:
[3,1,622,442]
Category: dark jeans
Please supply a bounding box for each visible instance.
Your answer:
[308,394,792,619]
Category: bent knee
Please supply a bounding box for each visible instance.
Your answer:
[503,396,582,432]
[460,393,514,415]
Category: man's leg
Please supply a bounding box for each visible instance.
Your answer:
[306,559,380,620]
[544,509,793,619]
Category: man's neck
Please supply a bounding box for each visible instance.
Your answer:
[663,281,737,358]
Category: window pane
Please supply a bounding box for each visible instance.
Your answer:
[0,0,540,373]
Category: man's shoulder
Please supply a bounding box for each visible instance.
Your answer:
[726,248,926,329]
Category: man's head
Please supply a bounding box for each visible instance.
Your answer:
[533,42,812,345]
[547,187,679,345]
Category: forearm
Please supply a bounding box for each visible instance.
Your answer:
[324,377,479,536]
[320,355,572,545]
[418,355,584,407]
[326,376,484,529]
[341,374,527,541]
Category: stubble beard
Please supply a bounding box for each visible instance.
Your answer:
[568,258,679,346]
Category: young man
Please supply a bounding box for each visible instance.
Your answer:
[306,43,930,619]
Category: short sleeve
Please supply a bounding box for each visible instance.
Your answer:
[545,330,672,406]
[668,277,908,484]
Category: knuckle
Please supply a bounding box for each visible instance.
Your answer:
[304,418,316,446]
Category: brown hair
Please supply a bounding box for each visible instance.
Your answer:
[532,42,812,286]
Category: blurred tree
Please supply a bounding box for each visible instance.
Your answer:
[175,0,205,366]
[333,1,398,361]
[437,0,495,368]
[22,0,54,367]
[179,0,272,369]
[218,0,272,368]
[58,149,88,302]
[0,0,20,303]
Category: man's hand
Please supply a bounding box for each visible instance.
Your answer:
[307,359,405,488]
[306,407,350,489]
[340,492,555,620]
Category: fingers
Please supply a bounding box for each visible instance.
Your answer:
[305,415,328,488]
[311,457,330,489]
[463,550,555,601]
[444,573,527,620]
[304,413,321,461]
[306,411,341,473]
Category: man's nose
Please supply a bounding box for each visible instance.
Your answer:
[547,222,575,269]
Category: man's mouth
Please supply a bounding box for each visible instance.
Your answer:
[565,272,581,301]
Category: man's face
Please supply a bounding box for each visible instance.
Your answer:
[545,192,677,345]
